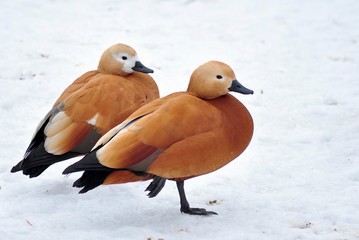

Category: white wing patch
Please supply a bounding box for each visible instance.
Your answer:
[87,113,99,125]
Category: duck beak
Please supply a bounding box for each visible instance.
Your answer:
[132,61,154,73]
[228,79,254,95]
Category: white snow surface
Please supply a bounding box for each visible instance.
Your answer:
[1,0,359,239]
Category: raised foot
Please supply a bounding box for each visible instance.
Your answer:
[145,176,166,198]
[180,206,218,216]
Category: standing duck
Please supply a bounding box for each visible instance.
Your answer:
[11,43,159,178]
[63,61,253,215]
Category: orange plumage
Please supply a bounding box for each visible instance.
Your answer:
[64,61,254,215]
[11,43,159,177]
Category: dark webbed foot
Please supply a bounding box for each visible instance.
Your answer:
[180,206,218,215]
[145,176,166,198]
[176,180,218,216]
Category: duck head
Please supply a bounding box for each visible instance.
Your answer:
[98,43,154,76]
[187,61,253,99]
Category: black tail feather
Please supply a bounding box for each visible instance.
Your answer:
[11,163,52,178]
[63,151,112,175]
[63,150,115,193]
[10,160,25,173]
[11,142,80,178]
[73,170,112,193]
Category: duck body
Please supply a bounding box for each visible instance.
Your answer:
[11,44,159,177]
[64,61,254,215]
[66,91,253,190]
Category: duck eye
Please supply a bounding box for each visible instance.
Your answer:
[216,75,223,79]
[122,56,128,60]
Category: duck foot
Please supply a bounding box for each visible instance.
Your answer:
[180,206,218,215]
[145,175,166,198]
[176,180,218,216]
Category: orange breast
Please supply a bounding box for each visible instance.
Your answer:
[147,94,253,179]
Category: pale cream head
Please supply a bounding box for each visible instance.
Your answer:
[98,43,140,76]
[187,61,237,99]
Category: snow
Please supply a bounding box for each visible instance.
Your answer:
[1,0,359,239]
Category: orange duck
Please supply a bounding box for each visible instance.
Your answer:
[63,61,254,215]
[11,43,159,178]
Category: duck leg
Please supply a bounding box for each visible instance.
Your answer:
[176,180,218,216]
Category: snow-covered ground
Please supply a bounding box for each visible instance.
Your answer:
[1,0,359,239]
